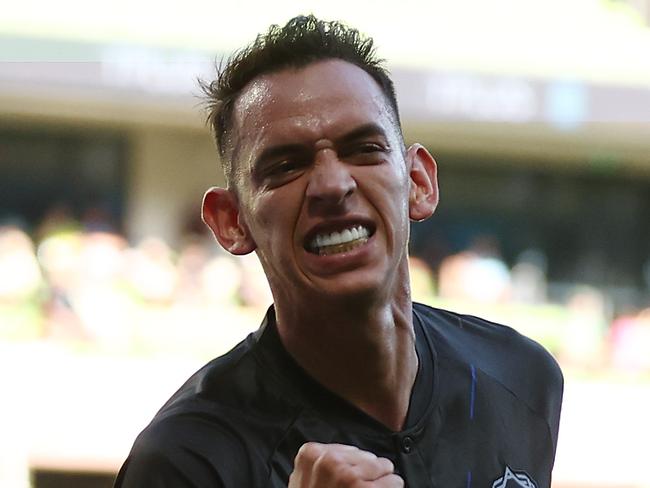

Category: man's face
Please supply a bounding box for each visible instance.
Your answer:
[224,59,427,305]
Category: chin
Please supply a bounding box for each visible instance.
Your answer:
[314,277,393,306]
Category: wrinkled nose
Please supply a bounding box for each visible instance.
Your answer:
[305,152,356,211]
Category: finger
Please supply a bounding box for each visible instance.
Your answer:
[337,447,382,466]
[320,444,387,467]
[292,443,325,487]
[346,456,395,480]
[292,442,397,486]
[312,444,393,475]
[296,443,377,467]
[365,473,405,488]
[293,443,363,486]
[311,452,395,484]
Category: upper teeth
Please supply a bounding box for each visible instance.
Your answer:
[311,225,370,250]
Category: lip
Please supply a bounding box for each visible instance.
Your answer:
[302,217,376,252]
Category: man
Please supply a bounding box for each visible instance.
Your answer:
[115,15,563,488]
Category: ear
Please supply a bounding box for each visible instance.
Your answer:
[406,144,439,222]
[202,187,256,255]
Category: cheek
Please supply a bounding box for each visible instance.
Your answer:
[379,169,410,214]
[249,191,298,246]
[376,173,412,244]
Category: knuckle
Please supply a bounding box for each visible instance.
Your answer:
[377,457,394,472]
[296,442,323,464]
[311,455,340,485]
[315,449,342,471]
[386,474,405,487]
[337,466,359,485]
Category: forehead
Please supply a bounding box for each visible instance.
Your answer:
[231,60,396,163]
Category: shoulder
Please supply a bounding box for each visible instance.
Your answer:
[115,408,253,487]
[414,302,562,379]
[413,302,563,426]
[156,334,259,414]
[117,331,300,487]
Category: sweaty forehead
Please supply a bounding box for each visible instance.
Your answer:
[231,60,395,157]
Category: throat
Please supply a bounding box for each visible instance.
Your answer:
[276,305,419,431]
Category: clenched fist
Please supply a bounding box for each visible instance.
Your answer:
[288,442,404,487]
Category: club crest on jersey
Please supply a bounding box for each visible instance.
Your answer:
[491,466,537,488]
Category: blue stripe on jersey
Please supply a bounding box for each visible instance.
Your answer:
[469,364,476,420]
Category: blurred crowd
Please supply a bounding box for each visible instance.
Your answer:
[0,208,273,359]
[1,211,649,376]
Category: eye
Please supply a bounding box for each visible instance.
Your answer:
[265,157,310,178]
[339,142,389,164]
[273,159,304,174]
[356,143,385,153]
[258,157,310,189]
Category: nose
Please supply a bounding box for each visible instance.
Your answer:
[305,151,356,211]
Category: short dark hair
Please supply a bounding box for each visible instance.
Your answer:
[200,14,402,187]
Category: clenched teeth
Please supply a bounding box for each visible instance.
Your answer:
[309,225,370,255]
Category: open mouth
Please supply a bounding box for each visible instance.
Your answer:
[305,224,374,256]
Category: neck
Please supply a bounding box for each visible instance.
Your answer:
[274,292,418,432]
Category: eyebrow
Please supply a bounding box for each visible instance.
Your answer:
[255,144,306,169]
[252,122,390,174]
[336,123,389,146]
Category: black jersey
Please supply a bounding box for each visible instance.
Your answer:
[114,303,563,488]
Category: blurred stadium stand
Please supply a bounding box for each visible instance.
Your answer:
[2,4,650,487]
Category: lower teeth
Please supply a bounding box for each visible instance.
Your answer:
[318,238,368,256]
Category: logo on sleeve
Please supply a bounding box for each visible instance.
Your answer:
[491,466,537,488]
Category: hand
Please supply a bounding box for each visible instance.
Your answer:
[288,442,404,487]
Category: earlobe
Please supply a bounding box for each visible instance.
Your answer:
[202,187,257,255]
[406,144,439,222]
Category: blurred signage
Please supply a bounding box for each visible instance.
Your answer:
[425,74,537,123]
[394,69,650,126]
[0,35,215,97]
[1,35,650,125]
[100,45,212,95]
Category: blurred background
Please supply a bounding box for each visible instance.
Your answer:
[1,0,649,487]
